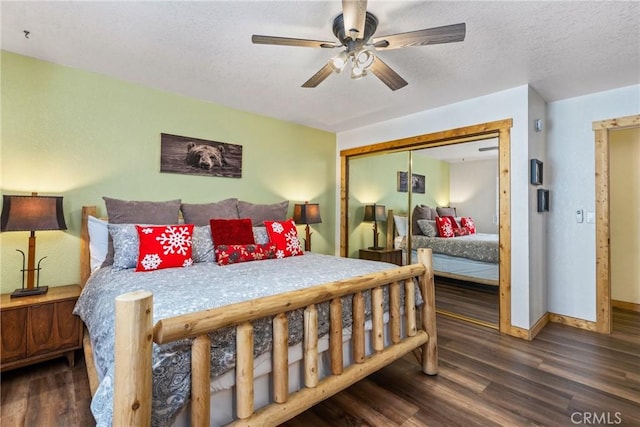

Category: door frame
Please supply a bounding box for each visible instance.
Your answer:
[592,114,640,334]
[340,118,514,335]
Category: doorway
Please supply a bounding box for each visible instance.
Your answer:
[593,114,640,334]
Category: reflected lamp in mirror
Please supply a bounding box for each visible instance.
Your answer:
[1,193,67,297]
[363,204,386,250]
[292,202,322,252]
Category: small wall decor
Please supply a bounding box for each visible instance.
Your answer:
[537,188,550,212]
[530,158,543,185]
[160,133,242,178]
[397,171,426,193]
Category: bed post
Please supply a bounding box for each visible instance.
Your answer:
[417,248,438,375]
[80,206,97,287]
[113,291,154,426]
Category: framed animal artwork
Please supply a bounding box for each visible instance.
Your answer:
[160,133,242,178]
[397,171,425,194]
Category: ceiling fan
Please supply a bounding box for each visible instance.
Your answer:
[252,0,466,91]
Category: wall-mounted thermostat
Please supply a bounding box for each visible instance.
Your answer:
[576,209,583,223]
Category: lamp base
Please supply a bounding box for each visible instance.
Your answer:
[368,246,385,250]
[11,286,48,298]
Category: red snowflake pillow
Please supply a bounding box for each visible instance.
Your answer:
[135,224,194,272]
[460,217,477,234]
[263,219,303,258]
[435,216,456,238]
[453,227,471,236]
[215,243,277,266]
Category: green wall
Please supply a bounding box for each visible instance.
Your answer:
[347,151,450,258]
[0,51,336,293]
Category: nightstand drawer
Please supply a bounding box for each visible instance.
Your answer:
[1,285,82,371]
[359,248,403,266]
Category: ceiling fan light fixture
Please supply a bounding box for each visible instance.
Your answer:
[328,51,349,73]
[350,66,367,80]
[354,48,375,71]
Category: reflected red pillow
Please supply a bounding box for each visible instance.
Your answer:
[435,216,456,238]
[460,217,477,234]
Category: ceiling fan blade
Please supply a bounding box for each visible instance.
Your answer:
[372,23,466,50]
[370,57,408,91]
[252,35,340,48]
[302,63,335,88]
[342,0,367,40]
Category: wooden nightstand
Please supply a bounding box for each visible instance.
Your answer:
[0,284,83,372]
[359,248,403,266]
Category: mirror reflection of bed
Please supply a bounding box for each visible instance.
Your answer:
[348,138,500,328]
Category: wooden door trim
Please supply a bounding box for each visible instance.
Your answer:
[592,114,640,334]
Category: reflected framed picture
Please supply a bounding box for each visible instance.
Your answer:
[537,189,549,212]
[530,159,543,185]
[397,172,425,193]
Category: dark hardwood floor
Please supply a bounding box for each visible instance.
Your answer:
[1,309,638,426]
[434,278,500,326]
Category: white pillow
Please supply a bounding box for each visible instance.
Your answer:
[393,215,408,237]
[87,216,109,272]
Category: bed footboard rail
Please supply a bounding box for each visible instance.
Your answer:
[113,248,437,426]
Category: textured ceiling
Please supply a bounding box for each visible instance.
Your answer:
[2,1,639,133]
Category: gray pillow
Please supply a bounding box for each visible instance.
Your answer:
[253,226,269,245]
[238,200,289,226]
[436,206,457,217]
[417,219,438,237]
[181,198,239,226]
[412,205,432,235]
[102,197,182,267]
[109,224,140,270]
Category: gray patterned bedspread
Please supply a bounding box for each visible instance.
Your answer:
[74,253,408,427]
[405,233,498,263]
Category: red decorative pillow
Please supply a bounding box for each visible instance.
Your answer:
[209,218,255,246]
[215,243,277,265]
[453,227,471,236]
[135,224,194,272]
[460,217,477,234]
[435,216,456,238]
[264,219,303,258]
[444,215,459,229]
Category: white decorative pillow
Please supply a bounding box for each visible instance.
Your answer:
[393,215,408,237]
[88,216,109,272]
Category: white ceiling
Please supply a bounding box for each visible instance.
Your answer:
[2,1,639,133]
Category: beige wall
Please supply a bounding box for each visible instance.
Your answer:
[449,158,499,234]
[610,127,640,304]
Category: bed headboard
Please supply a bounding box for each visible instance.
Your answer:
[80,206,98,288]
[386,209,396,249]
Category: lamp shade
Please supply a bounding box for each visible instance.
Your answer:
[293,203,322,225]
[363,204,386,222]
[1,195,67,232]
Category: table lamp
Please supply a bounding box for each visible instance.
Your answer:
[1,193,67,297]
[363,204,386,250]
[292,202,322,252]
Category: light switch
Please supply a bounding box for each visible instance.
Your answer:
[586,212,596,223]
[576,209,583,223]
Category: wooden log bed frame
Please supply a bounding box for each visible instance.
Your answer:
[79,206,438,426]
